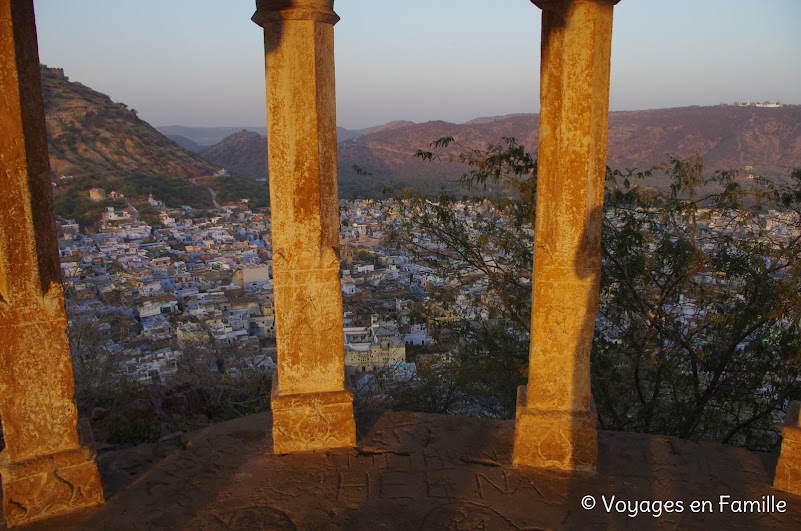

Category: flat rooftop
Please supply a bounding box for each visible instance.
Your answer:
[18,410,801,529]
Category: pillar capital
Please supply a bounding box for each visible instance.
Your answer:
[530,0,621,10]
[253,0,339,26]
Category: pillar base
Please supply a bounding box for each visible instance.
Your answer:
[512,385,598,472]
[271,378,356,454]
[775,426,801,494]
[0,440,103,527]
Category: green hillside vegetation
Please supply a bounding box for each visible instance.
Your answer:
[54,172,268,228]
[54,194,126,228]
[212,175,269,207]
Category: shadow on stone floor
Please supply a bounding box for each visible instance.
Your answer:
[6,409,801,530]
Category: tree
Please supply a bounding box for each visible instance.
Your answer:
[68,313,126,411]
[374,137,538,418]
[373,139,801,447]
[596,159,801,448]
[356,250,374,262]
[171,339,272,419]
[354,359,463,417]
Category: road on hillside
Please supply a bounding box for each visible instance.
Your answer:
[208,187,220,209]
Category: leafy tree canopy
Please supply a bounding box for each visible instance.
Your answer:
[368,138,801,448]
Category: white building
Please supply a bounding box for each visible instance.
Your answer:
[404,323,430,346]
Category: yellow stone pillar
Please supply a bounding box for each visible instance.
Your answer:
[774,401,801,494]
[0,0,104,526]
[513,0,619,472]
[253,0,355,454]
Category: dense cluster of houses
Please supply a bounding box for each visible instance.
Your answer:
[59,185,798,402]
[59,195,501,386]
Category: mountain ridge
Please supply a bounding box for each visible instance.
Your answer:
[41,65,801,202]
[191,105,801,195]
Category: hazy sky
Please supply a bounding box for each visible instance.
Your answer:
[34,0,801,129]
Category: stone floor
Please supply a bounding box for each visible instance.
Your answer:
[11,410,801,530]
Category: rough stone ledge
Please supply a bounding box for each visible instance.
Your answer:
[11,410,801,530]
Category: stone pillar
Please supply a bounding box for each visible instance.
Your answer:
[513,0,619,472]
[253,0,355,454]
[774,401,801,494]
[0,0,104,526]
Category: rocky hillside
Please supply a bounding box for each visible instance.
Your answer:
[338,115,540,195]
[41,67,270,227]
[338,106,801,193]
[42,66,217,179]
[606,106,801,174]
[198,105,801,196]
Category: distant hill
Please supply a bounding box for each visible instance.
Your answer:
[157,125,371,146]
[167,134,203,153]
[337,118,512,196]
[157,125,267,147]
[606,106,801,175]
[193,120,426,182]
[195,105,801,197]
[42,66,217,180]
[200,130,267,179]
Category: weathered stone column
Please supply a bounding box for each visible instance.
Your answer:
[0,0,104,526]
[513,0,619,472]
[253,0,355,453]
[775,401,801,494]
